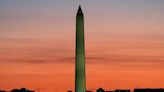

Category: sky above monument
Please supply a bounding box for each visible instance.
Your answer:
[0,0,164,92]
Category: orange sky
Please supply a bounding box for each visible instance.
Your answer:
[0,0,164,92]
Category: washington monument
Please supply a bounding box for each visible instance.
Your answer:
[75,6,86,92]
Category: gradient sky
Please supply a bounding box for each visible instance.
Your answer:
[0,0,164,92]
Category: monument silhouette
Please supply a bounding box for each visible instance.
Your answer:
[75,6,86,92]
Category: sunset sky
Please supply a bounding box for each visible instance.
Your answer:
[0,0,164,92]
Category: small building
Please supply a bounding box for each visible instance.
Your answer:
[86,91,92,92]
[96,88,105,92]
[67,90,92,92]
[114,89,130,92]
[134,88,164,92]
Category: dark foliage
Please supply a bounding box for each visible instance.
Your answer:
[11,88,34,92]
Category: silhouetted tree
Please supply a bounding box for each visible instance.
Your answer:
[11,88,34,92]
[0,90,6,92]
[11,89,19,92]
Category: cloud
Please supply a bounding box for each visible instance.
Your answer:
[26,60,49,64]
[61,56,108,62]
[1,54,164,69]
[61,55,164,68]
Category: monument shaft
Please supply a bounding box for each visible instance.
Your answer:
[75,6,86,92]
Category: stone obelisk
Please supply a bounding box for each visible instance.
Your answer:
[75,6,86,92]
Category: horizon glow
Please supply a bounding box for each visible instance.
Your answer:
[0,0,164,92]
